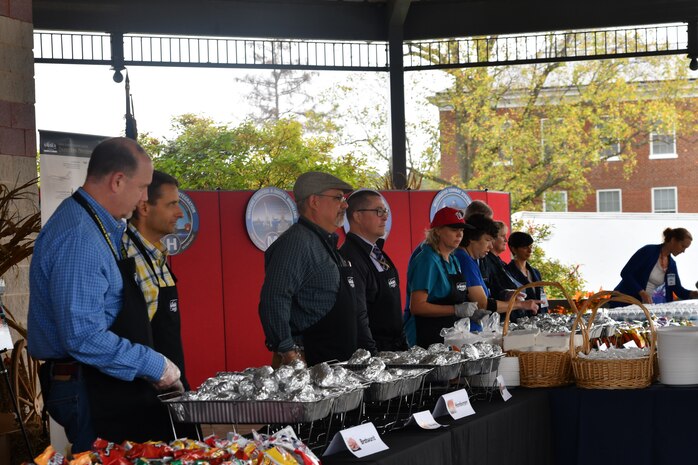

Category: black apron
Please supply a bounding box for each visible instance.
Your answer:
[349,237,406,352]
[126,229,189,390]
[73,192,174,444]
[297,222,359,366]
[415,255,469,348]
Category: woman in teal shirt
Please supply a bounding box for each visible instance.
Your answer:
[407,207,488,347]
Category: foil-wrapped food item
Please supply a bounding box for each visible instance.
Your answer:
[427,343,449,353]
[460,344,481,360]
[185,358,361,403]
[361,358,386,380]
[348,348,372,365]
[473,341,494,358]
[578,347,649,360]
[310,363,337,387]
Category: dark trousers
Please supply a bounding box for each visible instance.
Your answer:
[39,362,96,453]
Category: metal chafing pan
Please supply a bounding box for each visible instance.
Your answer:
[330,387,365,414]
[159,395,334,424]
[478,354,505,374]
[363,369,430,402]
[424,361,462,382]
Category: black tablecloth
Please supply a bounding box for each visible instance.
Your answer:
[549,384,698,465]
[323,389,553,465]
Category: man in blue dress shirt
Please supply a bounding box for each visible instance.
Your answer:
[28,137,182,452]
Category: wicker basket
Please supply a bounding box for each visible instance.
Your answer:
[503,281,580,388]
[570,291,656,390]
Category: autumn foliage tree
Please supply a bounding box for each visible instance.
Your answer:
[412,37,698,211]
[140,114,375,191]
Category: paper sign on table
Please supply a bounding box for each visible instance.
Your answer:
[323,422,388,458]
[496,375,512,401]
[623,340,638,349]
[432,389,475,420]
[407,410,446,429]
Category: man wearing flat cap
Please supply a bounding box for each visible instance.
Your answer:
[259,171,367,366]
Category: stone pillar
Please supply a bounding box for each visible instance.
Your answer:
[0,0,37,325]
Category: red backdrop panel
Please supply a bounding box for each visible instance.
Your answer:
[168,191,226,388]
[219,191,271,371]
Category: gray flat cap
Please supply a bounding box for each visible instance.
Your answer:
[293,171,353,204]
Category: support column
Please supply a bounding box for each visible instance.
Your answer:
[387,0,410,189]
[0,0,38,324]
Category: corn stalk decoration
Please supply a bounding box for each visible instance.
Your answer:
[0,178,41,277]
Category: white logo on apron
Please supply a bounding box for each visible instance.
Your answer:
[169,299,178,312]
[456,282,467,292]
[388,277,397,288]
[347,277,355,288]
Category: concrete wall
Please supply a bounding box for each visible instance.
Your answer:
[1,0,37,325]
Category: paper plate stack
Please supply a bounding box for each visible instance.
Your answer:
[657,326,698,386]
[499,356,520,388]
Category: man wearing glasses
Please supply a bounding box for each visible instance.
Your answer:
[259,171,370,367]
[341,190,408,352]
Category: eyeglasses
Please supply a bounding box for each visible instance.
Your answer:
[314,193,348,203]
[356,208,390,218]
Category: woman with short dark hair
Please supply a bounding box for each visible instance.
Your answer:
[505,231,549,319]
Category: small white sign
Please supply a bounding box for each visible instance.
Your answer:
[623,340,639,349]
[432,389,475,420]
[408,410,446,429]
[598,342,608,351]
[496,375,512,401]
[324,423,388,458]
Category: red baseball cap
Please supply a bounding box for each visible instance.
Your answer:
[430,207,473,229]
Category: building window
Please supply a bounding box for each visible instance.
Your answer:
[649,128,677,159]
[543,191,568,212]
[597,189,622,212]
[598,116,621,161]
[652,187,677,213]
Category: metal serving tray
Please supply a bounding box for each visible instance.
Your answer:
[331,388,365,414]
[160,396,334,424]
[461,359,483,376]
[424,361,462,382]
[363,370,430,402]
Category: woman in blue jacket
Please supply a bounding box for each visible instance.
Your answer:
[614,227,698,304]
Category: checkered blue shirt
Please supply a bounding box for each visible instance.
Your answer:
[27,188,164,382]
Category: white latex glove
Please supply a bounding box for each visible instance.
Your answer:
[154,356,181,391]
[503,289,526,302]
[454,301,479,318]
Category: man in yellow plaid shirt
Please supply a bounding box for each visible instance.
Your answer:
[122,170,189,389]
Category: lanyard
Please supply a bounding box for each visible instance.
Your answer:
[126,228,170,286]
[72,191,120,261]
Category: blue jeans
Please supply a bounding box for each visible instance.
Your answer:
[40,364,96,453]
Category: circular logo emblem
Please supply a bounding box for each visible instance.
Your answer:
[163,191,199,255]
[343,190,392,239]
[246,187,299,251]
[429,187,472,221]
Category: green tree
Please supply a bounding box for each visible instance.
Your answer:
[140,114,374,190]
[412,38,698,210]
[327,72,443,188]
[511,219,586,298]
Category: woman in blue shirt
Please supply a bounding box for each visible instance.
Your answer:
[614,227,698,304]
[455,215,539,326]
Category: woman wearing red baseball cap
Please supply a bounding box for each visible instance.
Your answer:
[406,207,490,347]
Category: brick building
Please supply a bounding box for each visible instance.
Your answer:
[438,86,698,214]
